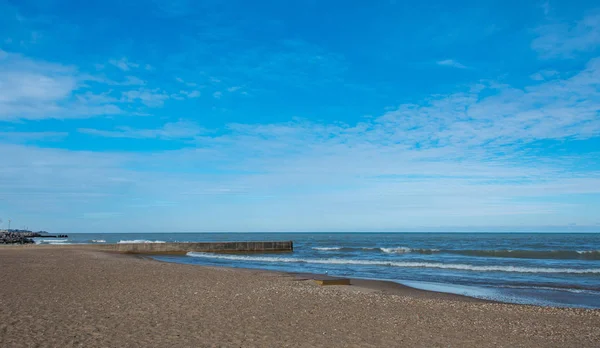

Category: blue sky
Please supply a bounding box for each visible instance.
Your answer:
[1,0,599,233]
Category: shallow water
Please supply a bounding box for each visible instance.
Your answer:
[43,232,600,308]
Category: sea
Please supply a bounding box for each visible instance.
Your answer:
[34,232,600,309]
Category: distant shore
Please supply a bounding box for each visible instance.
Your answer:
[1,247,599,347]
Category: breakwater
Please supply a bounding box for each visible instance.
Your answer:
[0,232,35,244]
[4,241,294,254]
[0,231,68,244]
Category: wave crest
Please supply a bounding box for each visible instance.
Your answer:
[186,253,600,274]
[453,249,600,260]
[309,246,600,260]
[118,240,166,244]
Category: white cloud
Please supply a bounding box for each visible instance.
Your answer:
[181,90,200,98]
[532,11,600,58]
[541,1,551,16]
[78,120,204,139]
[0,50,124,120]
[109,57,140,71]
[530,69,559,80]
[227,86,241,92]
[213,91,222,99]
[176,77,199,87]
[122,76,146,85]
[0,131,67,142]
[122,88,170,107]
[0,51,203,120]
[2,40,600,231]
[436,59,469,69]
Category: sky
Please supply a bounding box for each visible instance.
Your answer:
[0,0,599,233]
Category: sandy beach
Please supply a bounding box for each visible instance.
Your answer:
[1,247,599,347]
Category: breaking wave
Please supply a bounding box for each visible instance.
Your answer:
[380,247,440,254]
[118,240,166,244]
[450,249,600,260]
[39,239,68,243]
[309,246,600,260]
[186,252,600,274]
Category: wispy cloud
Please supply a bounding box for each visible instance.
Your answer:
[0,51,204,120]
[175,77,198,87]
[436,59,469,69]
[541,1,551,16]
[78,120,204,139]
[530,69,559,80]
[109,57,140,71]
[2,1,600,232]
[11,56,591,230]
[532,11,600,58]
[181,90,200,98]
[122,76,146,85]
[0,50,123,120]
[0,131,67,143]
[121,88,170,107]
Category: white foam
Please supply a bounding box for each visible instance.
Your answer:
[91,239,106,243]
[186,252,600,274]
[312,247,342,251]
[381,247,412,253]
[118,240,166,244]
[498,285,600,295]
[399,280,497,299]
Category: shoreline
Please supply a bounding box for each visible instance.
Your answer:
[152,253,600,309]
[2,246,599,347]
[3,243,595,308]
[150,255,490,304]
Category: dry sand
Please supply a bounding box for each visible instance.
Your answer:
[1,247,599,348]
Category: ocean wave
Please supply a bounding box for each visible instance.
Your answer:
[380,247,412,253]
[451,249,600,260]
[118,240,166,244]
[498,285,600,295]
[186,253,600,274]
[311,246,438,254]
[309,246,600,260]
[91,239,106,243]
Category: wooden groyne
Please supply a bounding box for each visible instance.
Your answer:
[3,241,294,255]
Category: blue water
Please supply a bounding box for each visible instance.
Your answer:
[37,232,600,309]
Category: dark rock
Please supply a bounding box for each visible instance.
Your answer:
[0,232,36,244]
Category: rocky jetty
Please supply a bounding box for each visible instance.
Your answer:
[0,232,36,244]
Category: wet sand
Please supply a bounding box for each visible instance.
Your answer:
[1,247,599,347]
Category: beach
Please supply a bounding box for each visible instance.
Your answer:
[1,247,599,347]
